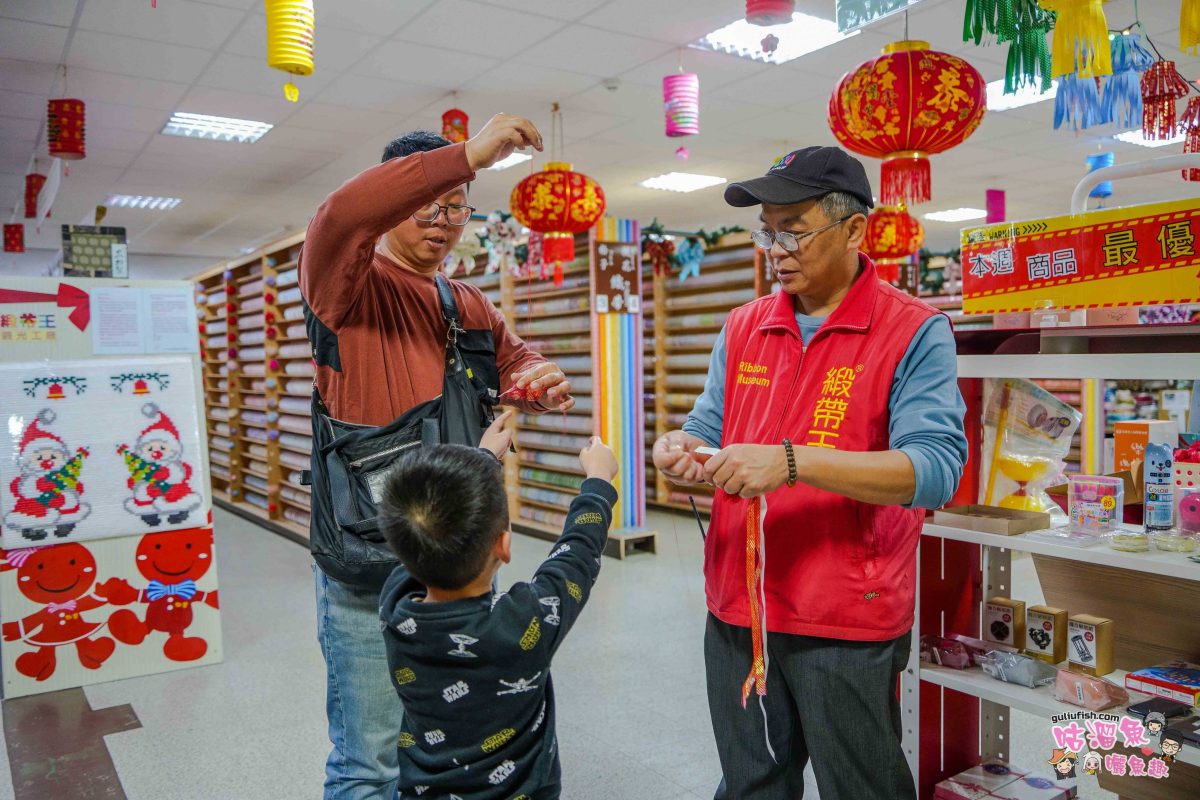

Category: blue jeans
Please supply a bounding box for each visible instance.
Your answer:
[314,564,403,800]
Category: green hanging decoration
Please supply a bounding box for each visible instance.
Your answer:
[964,0,1056,94]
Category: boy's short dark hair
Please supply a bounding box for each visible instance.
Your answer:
[382,131,452,163]
[379,445,508,590]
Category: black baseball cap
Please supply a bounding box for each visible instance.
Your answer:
[724,146,874,210]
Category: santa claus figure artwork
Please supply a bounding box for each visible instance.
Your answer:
[4,410,91,542]
[108,528,219,662]
[1,545,136,681]
[118,404,202,528]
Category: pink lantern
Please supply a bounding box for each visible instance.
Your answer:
[663,73,700,137]
[746,0,794,26]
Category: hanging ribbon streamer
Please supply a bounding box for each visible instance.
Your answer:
[741,497,768,708]
[1054,74,1103,130]
[1141,61,1190,140]
[1085,151,1114,200]
[1100,33,1154,128]
[1183,0,1200,56]
[1181,97,1200,181]
[963,0,1055,94]
[1041,1,1112,79]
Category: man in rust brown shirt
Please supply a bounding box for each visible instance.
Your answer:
[299,114,572,800]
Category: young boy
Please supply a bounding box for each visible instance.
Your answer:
[378,437,618,800]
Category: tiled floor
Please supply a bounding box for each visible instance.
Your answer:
[0,508,1115,800]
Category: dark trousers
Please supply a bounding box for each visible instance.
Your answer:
[704,614,915,800]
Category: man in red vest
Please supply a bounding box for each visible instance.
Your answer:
[653,146,967,800]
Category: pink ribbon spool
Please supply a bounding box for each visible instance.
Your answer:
[663,73,700,137]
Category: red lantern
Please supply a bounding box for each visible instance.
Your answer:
[25,173,46,219]
[4,224,24,253]
[828,41,986,205]
[863,206,924,283]
[47,99,86,160]
[1142,61,1190,140]
[746,0,794,26]
[510,162,606,284]
[441,108,469,144]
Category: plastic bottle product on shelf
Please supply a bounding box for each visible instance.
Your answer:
[240,296,265,313]
[281,486,310,506]
[283,305,305,321]
[286,322,306,339]
[247,443,269,459]
[278,342,311,358]
[239,346,266,361]
[206,290,227,306]
[279,415,310,434]
[667,353,714,370]
[670,373,708,391]
[280,450,308,469]
[519,486,575,506]
[243,474,269,492]
[280,432,312,451]
[250,379,266,392]
[244,490,269,510]
[540,355,591,372]
[213,422,231,437]
[211,464,232,481]
[244,426,268,441]
[218,364,230,376]
[515,315,592,335]
[285,379,311,394]
[278,397,309,414]
[283,507,310,527]
[243,363,266,377]
[216,379,228,391]
[216,394,229,406]
[284,360,314,376]
[518,506,567,529]
[241,410,268,425]
[518,467,584,491]
[242,395,266,410]
[523,450,581,471]
[239,314,265,331]
[516,412,591,434]
[670,265,755,290]
[526,336,592,353]
[517,430,591,450]
[206,318,227,332]
[206,334,226,348]
[210,407,230,421]
[276,268,298,287]
[238,279,264,297]
[286,469,305,485]
[238,329,266,345]
[666,287,757,311]
[668,333,721,349]
[211,436,234,451]
[278,286,303,305]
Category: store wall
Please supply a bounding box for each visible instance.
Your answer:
[0,248,213,281]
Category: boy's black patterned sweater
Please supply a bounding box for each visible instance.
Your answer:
[379,478,617,800]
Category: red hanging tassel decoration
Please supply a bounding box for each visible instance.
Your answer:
[1141,61,1190,140]
[881,152,931,206]
[4,224,24,253]
[24,173,46,219]
[1181,96,1200,181]
[741,498,768,707]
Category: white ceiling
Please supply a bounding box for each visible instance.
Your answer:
[2,0,1199,265]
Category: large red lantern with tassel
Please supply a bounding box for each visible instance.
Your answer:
[746,0,794,26]
[441,108,469,144]
[510,162,606,284]
[4,224,24,253]
[24,173,46,219]
[863,206,923,282]
[47,99,86,160]
[828,41,986,205]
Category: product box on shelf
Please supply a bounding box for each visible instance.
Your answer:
[1085,306,1140,327]
[1159,389,1191,429]
[985,597,1026,649]
[993,311,1031,330]
[933,506,1051,536]
[1046,470,1143,513]
[934,759,1027,800]
[1113,420,1179,474]
[988,774,1077,800]
[1067,614,1113,676]
[1030,308,1087,328]
[1124,661,1200,705]
[1025,605,1067,664]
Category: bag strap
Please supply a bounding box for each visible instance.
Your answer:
[435,273,496,415]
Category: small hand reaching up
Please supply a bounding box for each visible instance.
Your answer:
[580,437,618,483]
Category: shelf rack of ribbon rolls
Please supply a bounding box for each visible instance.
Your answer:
[648,238,766,516]
[194,232,311,544]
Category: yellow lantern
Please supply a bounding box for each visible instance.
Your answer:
[265,0,315,102]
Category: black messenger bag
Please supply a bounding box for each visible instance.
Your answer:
[302,273,499,588]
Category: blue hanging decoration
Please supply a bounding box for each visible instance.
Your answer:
[1086,151,1114,201]
[1054,73,1103,130]
[1100,33,1155,127]
[673,237,706,282]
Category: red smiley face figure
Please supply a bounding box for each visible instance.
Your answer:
[1,544,136,681]
[107,528,219,662]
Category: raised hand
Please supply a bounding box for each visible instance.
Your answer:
[465,113,544,171]
[580,437,618,482]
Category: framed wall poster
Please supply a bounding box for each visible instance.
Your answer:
[0,526,222,699]
[0,356,210,549]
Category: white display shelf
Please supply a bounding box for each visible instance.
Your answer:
[957,353,1200,380]
[922,523,1200,582]
[920,663,1200,767]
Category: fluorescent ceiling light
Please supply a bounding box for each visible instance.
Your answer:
[1112,128,1186,147]
[162,112,273,143]
[106,194,181,210]
[487,152,533,171]
[923,207,987,223]
[639,172,727,193]
[694,12,857,65]
[986,79,1059,111]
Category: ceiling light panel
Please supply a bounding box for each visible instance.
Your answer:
[694,13,857,65]
[639,172,727,193]
[161,112,273,143]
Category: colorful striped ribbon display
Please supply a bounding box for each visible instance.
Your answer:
[591,217,644,530]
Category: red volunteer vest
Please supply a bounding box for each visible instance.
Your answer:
[706,256,937,641]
